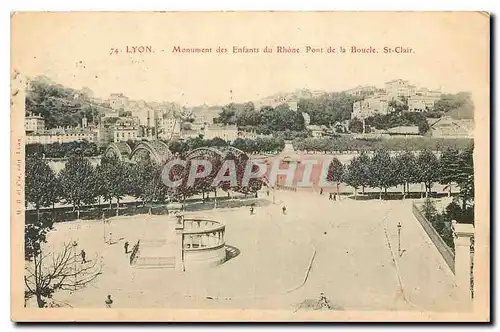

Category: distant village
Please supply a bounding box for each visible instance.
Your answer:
[24,78,473,146]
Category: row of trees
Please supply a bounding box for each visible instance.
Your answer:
[26,76,99,129]
[26,141,101,158]
[167,136,285,155]
[293,136,473,153]
[325,145,474,210]
[215,102,306,132]
[350,112,430,135]
[26,150,265,219]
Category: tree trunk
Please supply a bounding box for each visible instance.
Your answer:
[109,199,112,211]
[362,186,365,195]
[420,183,424,199]
[214,189,218,209]
[448,185,452,197]
[116,198,120,216]
[354,188,357,200]
[384,187,388,198]
[336,183,340,198]
[379,189,382,200]
[36,293,45,308]
[36,206,40,222]
[77,205,80,220]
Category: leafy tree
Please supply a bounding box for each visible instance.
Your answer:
[298,92,359,126]
[59,152,98,219]
[97,155,131,215]
[369,149,395,199]
[215,103,237,125]
[393,151,418,197]
[25,215,54,261]
[456,144,474,211]
[438,147,461,197]
[25,156,59,218]
[416,149,440,198]
[326,158,344,197]
[358,152,372,195]
[433,92,474,119]
[168,140,189,155]
[25,76,100,129]
[421,198,438,222]
[345,156,363,199]
[348,117,364,133]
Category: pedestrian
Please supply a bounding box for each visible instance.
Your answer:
[105,294,113,308]
[320,188,323,195]
[266,189,270,196]
[108,232,113,244]
[329,193,333,201]
[334,194,337,201]
[80,249,87,264]
[124,241,129,254]
[318,292,331,310]
[250,206,254,215]
[282,205,287,215]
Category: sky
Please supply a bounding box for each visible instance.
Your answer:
[11,12,489,107]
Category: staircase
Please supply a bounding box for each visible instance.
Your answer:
[135,256,176,269]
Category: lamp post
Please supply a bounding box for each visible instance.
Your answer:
[102,213,106,244]
[397,222,402,257]
[72,240,78,291]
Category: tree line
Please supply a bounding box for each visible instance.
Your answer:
[325,145,474,214]
[26,150,265,219]
[215,102,306,132]
[293,136,473,153]
[166,136,285,155]
[26,141,101,158]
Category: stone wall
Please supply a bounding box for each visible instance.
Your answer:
[412,202,455,273]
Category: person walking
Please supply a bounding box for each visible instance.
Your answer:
[105,294,113,308]
[124,241,129,254]
[80,249,87,264]
[318,292,331,310]
[250,206,254,215]
[320,188,323,195]
[329,193,333,201]
[282,205,287,215]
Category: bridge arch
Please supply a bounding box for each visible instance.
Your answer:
[104,142,132,161]
[129,140,173,164]
[184,145,247,161]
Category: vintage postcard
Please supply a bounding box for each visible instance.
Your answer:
[11,12,490,322]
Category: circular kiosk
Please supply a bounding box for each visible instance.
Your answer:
[132,215,226,271]
[182,218,226,270]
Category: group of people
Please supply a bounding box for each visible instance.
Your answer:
[319,188,339,201]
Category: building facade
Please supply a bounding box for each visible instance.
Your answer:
[203,124,238,141]
[25,114,45,134]
[351,94,391,119]
[25,127,96,145]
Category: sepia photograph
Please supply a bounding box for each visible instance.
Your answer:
[10,11,490,322]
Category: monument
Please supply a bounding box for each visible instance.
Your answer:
[132,214,227,271]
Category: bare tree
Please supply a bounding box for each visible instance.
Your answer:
[24,241,102,308]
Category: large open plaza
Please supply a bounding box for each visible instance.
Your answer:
[34,189,461,311]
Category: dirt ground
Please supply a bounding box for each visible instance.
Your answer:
[28,190,461,311]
